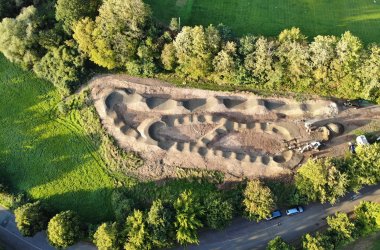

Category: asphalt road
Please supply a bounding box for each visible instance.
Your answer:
[180,184,380,250]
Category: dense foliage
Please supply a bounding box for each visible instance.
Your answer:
[0,6,41,68]
[295,158,348,204]
[55,0,101,34]
[47,211,81,248]
[33,43,85,92]
[266,236,295,250]
[173,190,203,245]
[0,0,379,102]
[93,222,120,250]
[243,180,275,221]
[14,201,48,237]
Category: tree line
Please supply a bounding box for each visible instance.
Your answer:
[0,143,378,248]
[0,0,379,102]
[266,201,380,250]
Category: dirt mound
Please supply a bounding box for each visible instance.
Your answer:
[90,75,380,181]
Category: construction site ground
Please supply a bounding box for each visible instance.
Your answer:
[90,75,380,182]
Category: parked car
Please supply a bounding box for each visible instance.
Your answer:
[356,135,370,146]
[343,99,372,109]
[286,206,304,216]
[266,210,282,221]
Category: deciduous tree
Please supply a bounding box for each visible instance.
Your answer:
[327,212,355,245]
[354,201,380,235]
[0,6,41,68]
[243,180,275,221]
[33,42,85,94]
[56,0,101,34]
[301,232,333,250]
[174,25,221,79]
[309,35,337,82]
[347,144,380,191]
[266,236,294,250]
[73,0,151,69]
[295,158,348,204]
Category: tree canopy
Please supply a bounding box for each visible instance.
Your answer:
[243,180,275,221]
[295,158,348,204]
[0,6,41,68]
[14,201,48,237]
[47,211,81,248]
[56,0,102,34]
[266,236,294,250]
[73,0,151,69]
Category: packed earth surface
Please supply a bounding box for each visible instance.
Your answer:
[91,75,380,182]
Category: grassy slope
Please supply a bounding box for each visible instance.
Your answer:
[146,0,380,43]
[0,54,114,223]
[344,231,380,250]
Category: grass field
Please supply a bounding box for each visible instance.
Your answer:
[0,54,115,223]
[146,0,380,43]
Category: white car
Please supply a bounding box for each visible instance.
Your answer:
[356,135,369,146]
[286,206,304,216]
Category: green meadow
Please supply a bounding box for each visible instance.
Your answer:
[0,54,114,223]
[146,0,380,43]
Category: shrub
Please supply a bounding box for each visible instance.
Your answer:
[354,201,380,235]
[0,184,24,210]
[203,193,233,230]
[174,190,203,245]
[33,43,85,94]
[93,222,120,250]
[267,236,294,250]
[15,201,48,237]
[47,211,81,248]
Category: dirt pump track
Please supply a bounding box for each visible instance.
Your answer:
[90,75,380,182]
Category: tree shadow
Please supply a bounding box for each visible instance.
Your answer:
[0,57,114,223]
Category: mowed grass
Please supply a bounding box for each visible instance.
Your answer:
[146,0,380,43]
[0,54,114,223]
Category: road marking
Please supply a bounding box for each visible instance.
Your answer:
[0,226,43,250]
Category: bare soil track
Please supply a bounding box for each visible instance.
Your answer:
[90,75,380,181]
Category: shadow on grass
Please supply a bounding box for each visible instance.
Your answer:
[0,54,114,223]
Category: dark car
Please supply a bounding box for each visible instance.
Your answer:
[343,99,373,109]
[266,210,282,220]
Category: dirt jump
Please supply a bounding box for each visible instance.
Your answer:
[90,75,380,181]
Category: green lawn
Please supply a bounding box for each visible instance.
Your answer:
[0,54,114,223]
[146,0,380,43]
